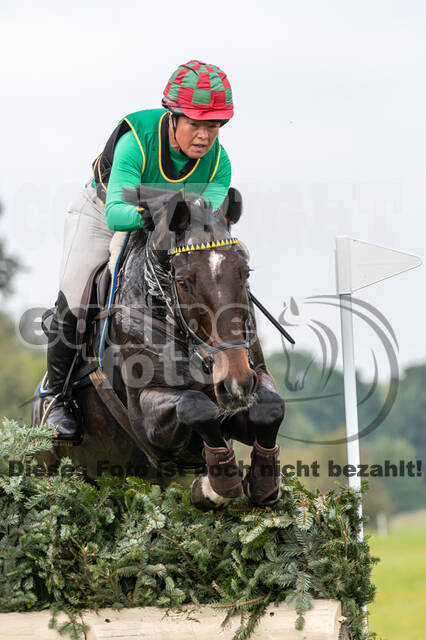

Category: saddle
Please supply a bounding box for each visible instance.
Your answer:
[40,233,131,395]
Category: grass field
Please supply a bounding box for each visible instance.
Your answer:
[368,515,426,640]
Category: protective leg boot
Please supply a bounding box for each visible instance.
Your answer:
[243,440,282,506]
[45,291,82,443]
[190,440,243,512]
[202,440,243,498]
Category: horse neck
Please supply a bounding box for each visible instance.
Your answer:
[118,233,175,326]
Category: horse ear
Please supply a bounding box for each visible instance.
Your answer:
[167,191,191,232]
[224,187,243,225]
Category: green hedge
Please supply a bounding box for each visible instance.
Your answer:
[0,419,378,640]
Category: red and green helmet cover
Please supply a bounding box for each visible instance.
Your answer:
[162,60,234,121]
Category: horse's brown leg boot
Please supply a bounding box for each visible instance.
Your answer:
[190,440,243,510]
[243,440,282,506]
[203,440,243,498]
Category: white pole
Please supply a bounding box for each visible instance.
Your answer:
[339,292,363,542]
[339,291,368,630]
[335,234,421,633]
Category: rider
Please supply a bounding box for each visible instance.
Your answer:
[44,59,234,442]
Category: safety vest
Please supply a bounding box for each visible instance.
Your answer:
[92,108,222,204]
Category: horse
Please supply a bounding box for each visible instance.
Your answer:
[33,187,285,511]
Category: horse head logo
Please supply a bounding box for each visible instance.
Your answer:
[276,294,400,444]
[278,296,339,394]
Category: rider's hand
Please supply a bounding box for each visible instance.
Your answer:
[137,207,155,231]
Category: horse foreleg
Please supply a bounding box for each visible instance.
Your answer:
[249,373,285,448]
[136,388,242,510]
[175,389,226,447]
[244,374,285,505]
[136,387,225,453]
[225,373,285,507]
[227,373,285,446]
[177,390,243,508]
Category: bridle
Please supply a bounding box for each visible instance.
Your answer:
[167,237,256,374]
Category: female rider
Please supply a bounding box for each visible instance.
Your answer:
[45,60,234,442]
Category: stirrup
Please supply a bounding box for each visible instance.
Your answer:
[42,394,82,446]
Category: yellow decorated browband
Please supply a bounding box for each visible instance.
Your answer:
[168,237,239,257]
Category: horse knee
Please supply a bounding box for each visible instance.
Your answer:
[176,391,219,428]
[249,389,285,426]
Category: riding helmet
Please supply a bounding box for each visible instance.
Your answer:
[162,59,234,124]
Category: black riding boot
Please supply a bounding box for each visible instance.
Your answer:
[45,291,82,443]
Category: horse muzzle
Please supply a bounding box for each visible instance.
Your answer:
[212,350,258,410]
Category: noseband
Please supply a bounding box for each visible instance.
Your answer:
[168,238,256,374]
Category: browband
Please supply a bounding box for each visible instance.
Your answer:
[168,237,239,257]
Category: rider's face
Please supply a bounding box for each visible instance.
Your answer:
[170,115,220,158]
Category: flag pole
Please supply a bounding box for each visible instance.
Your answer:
[339,292,364,540]
[339,290,368,630]
[335,237,369,630]
[335,235,421,632]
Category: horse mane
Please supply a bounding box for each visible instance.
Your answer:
[116,228,174,328]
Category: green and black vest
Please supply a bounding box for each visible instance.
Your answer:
[92,108,222,204]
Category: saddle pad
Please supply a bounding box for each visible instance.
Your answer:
[97,232,130,370]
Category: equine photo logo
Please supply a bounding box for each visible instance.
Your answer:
[277,294,400,445]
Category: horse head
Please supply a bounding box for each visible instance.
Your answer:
[120,185,258,412]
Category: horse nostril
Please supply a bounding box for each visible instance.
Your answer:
[216,379,229,399]
[216,378,238,398]
[241,370,257,398]
[248,370,258,396]
[218,371,258,400]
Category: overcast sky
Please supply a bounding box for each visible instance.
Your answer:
[1,0,425,382]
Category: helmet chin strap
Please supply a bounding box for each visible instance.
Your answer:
[169,112,190,158]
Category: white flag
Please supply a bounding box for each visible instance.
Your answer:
[336,236,422,294]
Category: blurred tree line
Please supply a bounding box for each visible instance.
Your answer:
[0,201,424,520]
[0,201,20,294]
[0,201,46,422]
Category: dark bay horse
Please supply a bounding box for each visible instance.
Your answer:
[34,188,285,510]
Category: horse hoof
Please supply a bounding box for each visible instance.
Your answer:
[190,475,233,512]
[242,440,282,506]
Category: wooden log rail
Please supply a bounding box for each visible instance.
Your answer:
[0,599,343,639]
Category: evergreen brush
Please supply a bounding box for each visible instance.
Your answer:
[0,418,379,640]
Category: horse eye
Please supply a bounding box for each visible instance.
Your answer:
[177,279,192,294]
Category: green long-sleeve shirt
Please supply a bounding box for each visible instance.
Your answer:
[93,109,232,232]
